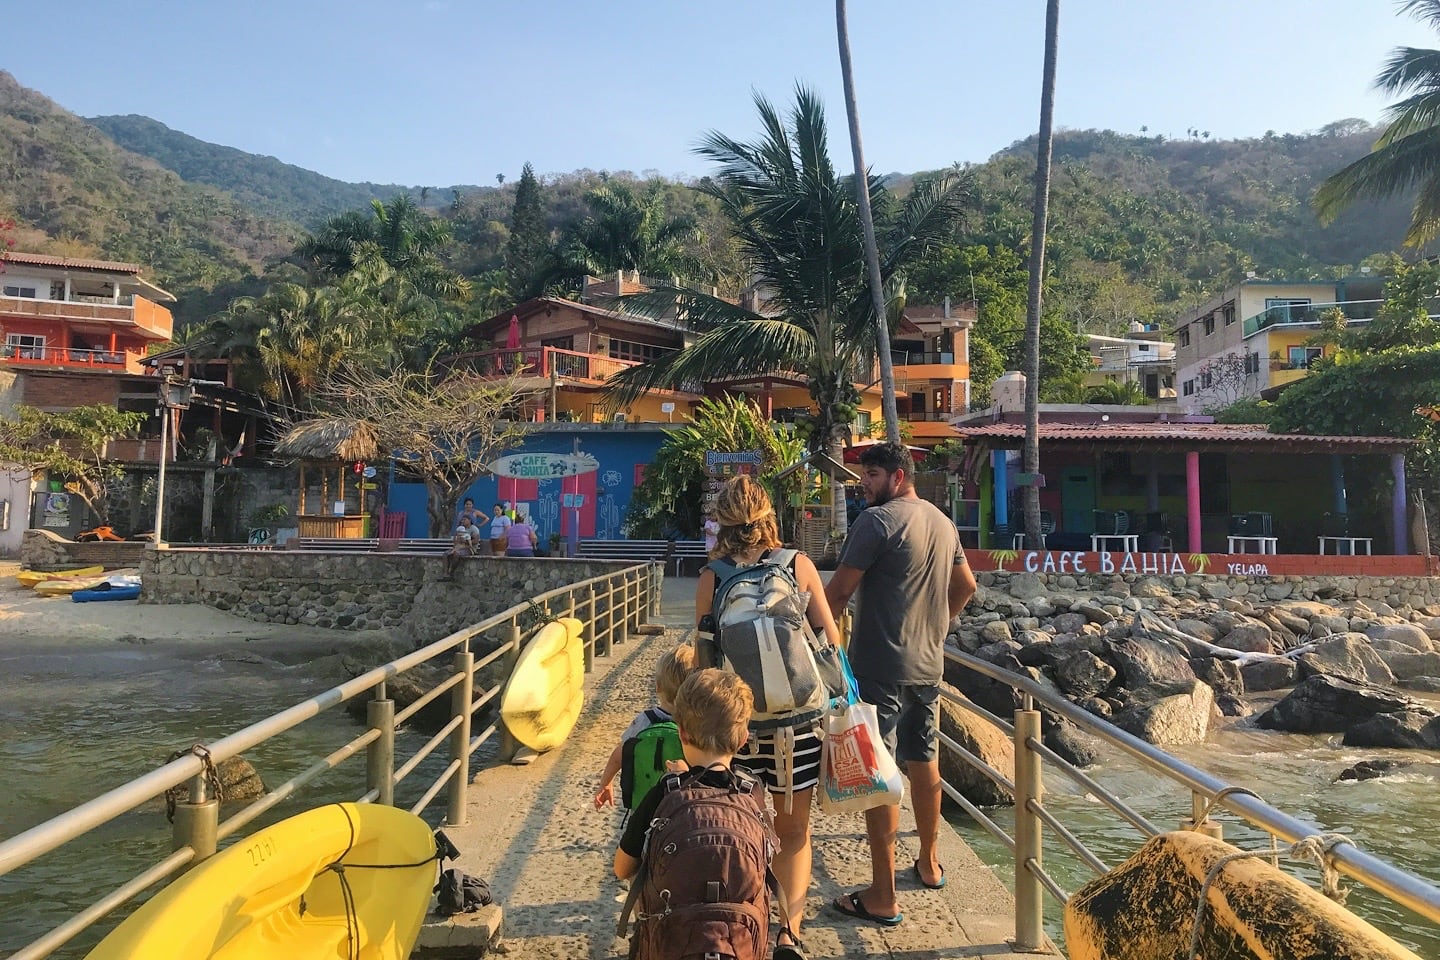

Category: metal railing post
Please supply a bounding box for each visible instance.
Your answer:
[649,561,662,619]
[498,621,523,762]
[586,581,599,662]
[1013,704,1045,952]
[447,650,475,826]
[605,579,618,649]
[366,682,395,806]
[170,772,219,865]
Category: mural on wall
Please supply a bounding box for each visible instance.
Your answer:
[386,429,670,541]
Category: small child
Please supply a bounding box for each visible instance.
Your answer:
[613,670,784,960]
[593,643,696,809]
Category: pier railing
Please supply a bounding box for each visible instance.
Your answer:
[0,561,661,960]
[940,649,1440,952]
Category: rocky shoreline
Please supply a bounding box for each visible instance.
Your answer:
[945,571,1440,754]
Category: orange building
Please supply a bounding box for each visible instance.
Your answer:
[457,273,973,448]
[0,252,176,376]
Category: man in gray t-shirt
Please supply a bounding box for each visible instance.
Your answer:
[825,442,976,926]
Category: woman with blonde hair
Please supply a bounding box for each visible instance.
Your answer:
[694,475,840,960]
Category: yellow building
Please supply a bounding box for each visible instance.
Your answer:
[1171,274,1384,413]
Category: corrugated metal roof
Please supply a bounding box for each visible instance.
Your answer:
[1,252,145,274]
[950,420,1412,453]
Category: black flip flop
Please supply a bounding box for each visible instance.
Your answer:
[913,860,947,889]
[773,933,807,960]
[830,891,903,927]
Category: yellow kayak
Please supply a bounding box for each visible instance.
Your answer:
[499,616,585,752]
[86,802,437,960]
[16,565,104,588]
[34,575,110,596]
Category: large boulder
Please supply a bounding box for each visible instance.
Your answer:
[1342,710,1440,750]
[1240,657,1298,692]
[1106,636,1196,689]
[1054,651,1117,700]
[1064,831,1423,960]
[1296,635,1396,686]
[1255,676,1417,734]
[1373,649,1440,682]
[1190,657,1244,698]
[217,756,266,803]
[1111,680,1214,745]
[1366,623,1435,652]
[1215,621,1275,654]
[937,688,1015,808]
[1006,572,1047,600]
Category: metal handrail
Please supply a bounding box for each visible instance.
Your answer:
[938,648,1440,947]
[0,561,661,960]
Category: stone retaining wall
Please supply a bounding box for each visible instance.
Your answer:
[21,529,150,568]
[975,569,1440,612]
[140,550,649,642]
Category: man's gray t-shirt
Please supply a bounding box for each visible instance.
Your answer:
[838,497,965,685]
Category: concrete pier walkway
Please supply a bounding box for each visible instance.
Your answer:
[441,577,1042,959]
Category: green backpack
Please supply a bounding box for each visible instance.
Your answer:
[621,712,685,809]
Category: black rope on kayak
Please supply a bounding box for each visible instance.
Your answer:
[318,804,444,960]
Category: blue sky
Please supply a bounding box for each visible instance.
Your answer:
[5,1,1435,186]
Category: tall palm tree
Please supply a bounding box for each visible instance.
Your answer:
[835,0,901,443]
[608,89,971,539]
[1315,0,1440,244]
[1022,0,1061,550]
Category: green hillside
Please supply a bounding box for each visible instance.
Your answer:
[935,123,1422,329]
[0,71,295,324]
[86,113,479,227]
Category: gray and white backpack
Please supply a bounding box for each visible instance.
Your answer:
[703,549,843,730]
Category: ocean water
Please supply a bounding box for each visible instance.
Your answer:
[952,720,1440,956]
[0,633,451,958]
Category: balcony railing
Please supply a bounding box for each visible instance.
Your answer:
[1241,299,1382,337]
[0,293,173,339]
[902,410,959,422]
[892,350,957,366]
[0,345,129,368]
[449,346,642,382]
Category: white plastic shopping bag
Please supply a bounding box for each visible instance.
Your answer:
[818,699,904,813]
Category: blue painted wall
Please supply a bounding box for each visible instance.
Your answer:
[387,428,669,540]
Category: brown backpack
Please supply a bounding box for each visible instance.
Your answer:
[617,766,783,960]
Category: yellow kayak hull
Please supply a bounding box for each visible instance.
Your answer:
[499,617,585,752]
[16,565,104,588]
[86,803,436,960]
[34,575,110,596]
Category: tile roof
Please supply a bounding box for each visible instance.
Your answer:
[1,251,145,274]
[950,420,1412,454]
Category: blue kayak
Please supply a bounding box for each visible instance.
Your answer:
[72,583,141,602]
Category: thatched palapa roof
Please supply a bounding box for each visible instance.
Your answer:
[274,418,383,462]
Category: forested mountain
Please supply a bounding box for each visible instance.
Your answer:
[927,123,1423,332]
[86,114,474,227]
[0,72,295,324]
[1,63,1426,344]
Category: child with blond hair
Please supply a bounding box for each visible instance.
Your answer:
[593,643,696,809]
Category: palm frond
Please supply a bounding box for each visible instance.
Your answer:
[1314,126,1440,235]
[606,318,814,408]
[1400,0,1440,31]
[1375,48,1440,143]
[610,284,758,332]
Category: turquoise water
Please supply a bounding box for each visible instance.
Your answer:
[952,721,1440,956]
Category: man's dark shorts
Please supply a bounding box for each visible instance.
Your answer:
[855,676,939,763]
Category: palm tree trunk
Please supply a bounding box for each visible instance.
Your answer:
[836,0,901,444]
[1023,0,1060,549]
[827,433,849,550]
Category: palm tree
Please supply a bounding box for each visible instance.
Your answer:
[607,89,971,539]
[835,0,900,443]
[535,180,699,292]
[1022,0,1061,550]
[295,196,471,300]
[1315,0,1440,244]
